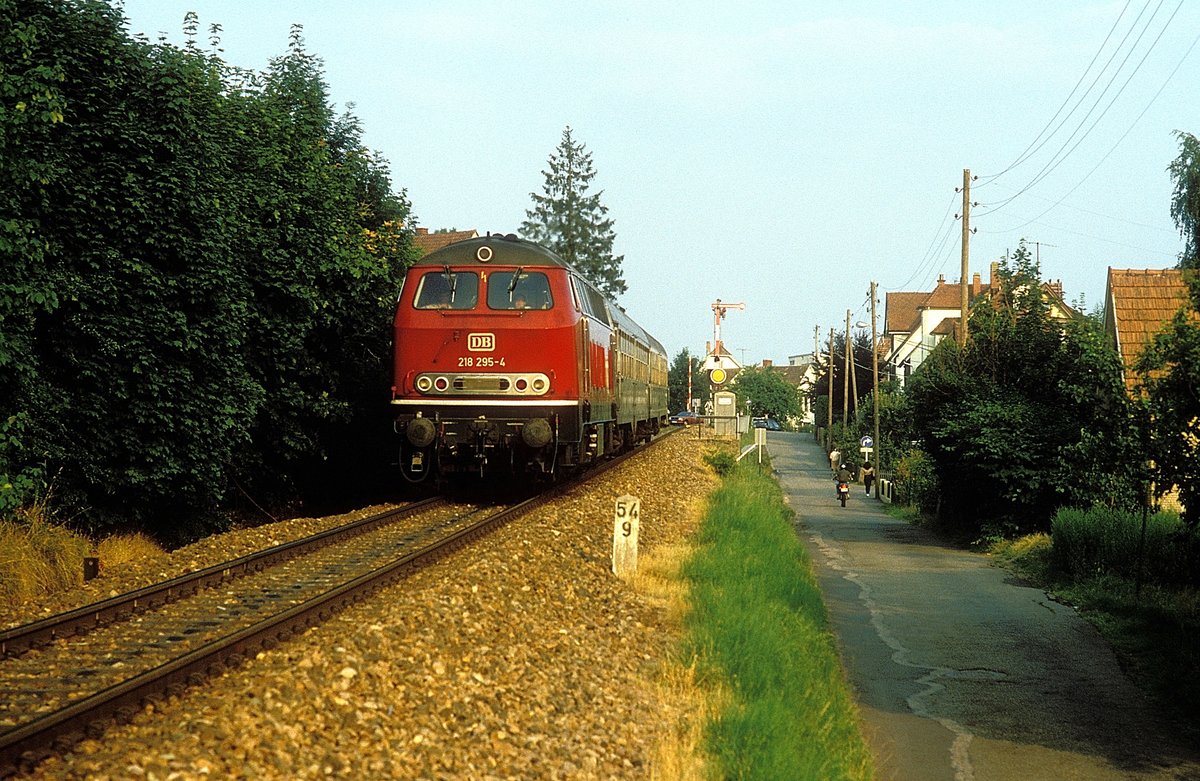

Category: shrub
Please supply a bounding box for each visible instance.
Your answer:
[893,448,940,517]
[703,449,737,477]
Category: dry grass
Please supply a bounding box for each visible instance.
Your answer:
[630,540,716,781]
[95,532,165,570]
[0,501,92,601]
[0,499,165,604]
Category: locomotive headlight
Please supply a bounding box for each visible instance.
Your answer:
[405,417,436,448]
[521,418,553,448]
[532,377,547,393]
[415,375,433,393]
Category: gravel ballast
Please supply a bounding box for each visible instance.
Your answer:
[15,434,721,780]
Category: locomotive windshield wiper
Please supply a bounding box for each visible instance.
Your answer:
[442,265,457,303]
[507,266,524,300]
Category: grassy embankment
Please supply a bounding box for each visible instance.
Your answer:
[989,507,1199,734]
[665,447,873,781]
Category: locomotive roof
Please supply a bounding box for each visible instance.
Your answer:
[410,234,666,357]
[411,234,571,268]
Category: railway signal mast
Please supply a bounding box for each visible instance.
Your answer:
[704,299,745,386]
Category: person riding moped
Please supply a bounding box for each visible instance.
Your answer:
[835,463,853,504]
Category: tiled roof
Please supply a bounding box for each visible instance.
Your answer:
[412,228,479,257]
[884,292,928,333]
[923,281,963,309]
[930,316,959,337]
[1105,268,1192,392]
[767,364,812,386]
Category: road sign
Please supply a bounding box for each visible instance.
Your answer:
[860,435,874,449]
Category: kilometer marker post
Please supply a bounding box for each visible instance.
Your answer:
[612,495,641,577]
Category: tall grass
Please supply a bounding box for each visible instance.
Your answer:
[0,497,93,601]
[682,461,873,781]
[0,496,164,604]
[1052,506,1198,586]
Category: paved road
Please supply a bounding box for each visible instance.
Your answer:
[769,432,1199,781]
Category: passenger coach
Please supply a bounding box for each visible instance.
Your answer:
[391,234,668,480]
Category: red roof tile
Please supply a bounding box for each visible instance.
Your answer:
[1105,268,1193,392]
[412,228,479,257]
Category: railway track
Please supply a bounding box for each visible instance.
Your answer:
[0,429,676,777]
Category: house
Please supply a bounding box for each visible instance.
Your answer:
[884,272,981,385]
[1102,267,1196,515]
[1103,267,1191,394]
[885,263,1076,385]
[412,227,479,257]
[770,356,818,425]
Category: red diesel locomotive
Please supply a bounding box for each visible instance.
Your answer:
[391,234,668,480]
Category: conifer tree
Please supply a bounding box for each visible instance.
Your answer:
[521,126,626,298]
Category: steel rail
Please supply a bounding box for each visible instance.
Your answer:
[0,497,445,659]
[0,428,677,774]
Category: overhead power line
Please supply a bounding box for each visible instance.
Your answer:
[977,0,1183,216]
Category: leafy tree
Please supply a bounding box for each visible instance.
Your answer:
[730,366,802,421]
[0,3,411,535]
[521,126,626,298]
[1137,130,1200,524]
[905,242,1139,535]
[1135,273,1200,527]
[1168,130,1200,269]
[854,379,910,474]
[808,330,874,426]
[667,348,706,413]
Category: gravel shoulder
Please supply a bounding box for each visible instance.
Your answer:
[13,434,720,780]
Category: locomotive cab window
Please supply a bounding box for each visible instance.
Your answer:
[414,270,479,310]
[488,270,554,310]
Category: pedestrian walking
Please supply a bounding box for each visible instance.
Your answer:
[862,461,875,495]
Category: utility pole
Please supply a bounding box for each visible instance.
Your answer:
[870,281,881,499]
[826,328,834,448]
[959,168,971,346]
[843,309,851,427]
[686,353,692,410]
[850,327,859,416]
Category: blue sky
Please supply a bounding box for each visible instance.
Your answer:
[118,1,1200,365]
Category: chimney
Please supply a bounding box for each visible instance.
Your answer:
[416,227,429,235]
[972,272,981,298]
[763,359,773,368]
[937,273,945,285]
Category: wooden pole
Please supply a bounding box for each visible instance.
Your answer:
[871,281,881,499]
[826,328,834,447]
[960,168,971,346]
[843,310,851,427]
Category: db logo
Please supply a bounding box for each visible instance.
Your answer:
[467,333,495,352]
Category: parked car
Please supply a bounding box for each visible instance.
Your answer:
[752,417,783,430]
[670,410,703,426]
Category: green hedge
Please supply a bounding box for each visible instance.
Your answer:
[1,2,414,536]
